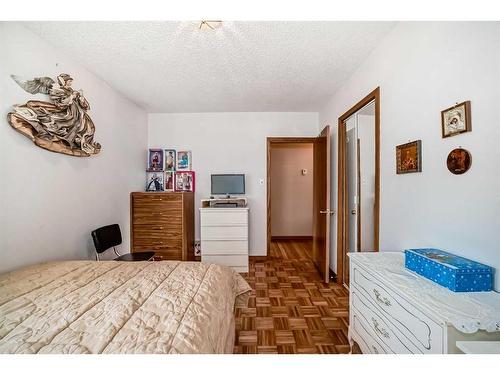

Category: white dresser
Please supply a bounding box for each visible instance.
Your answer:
[200,207,249,273]
[348,252,500,354]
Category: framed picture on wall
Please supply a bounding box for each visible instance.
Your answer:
[146,172,164,191]
[164,171,175,191]
[396,140,422,174]
[147,148,164,171]
[441,101,471,138]
[176,150,192,170]
[164,149,176,171]
[175,171,195,192]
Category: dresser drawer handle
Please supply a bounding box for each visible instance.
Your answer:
[372,345,379,354]
[372,317,390,339]
[373,289,391,306]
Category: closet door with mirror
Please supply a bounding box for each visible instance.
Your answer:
[341,100,378,287]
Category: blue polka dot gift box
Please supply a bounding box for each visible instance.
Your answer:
[404,248,494,292]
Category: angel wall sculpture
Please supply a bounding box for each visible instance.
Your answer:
[7,74,101,157]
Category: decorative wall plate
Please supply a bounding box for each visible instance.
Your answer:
[447,148,471,175]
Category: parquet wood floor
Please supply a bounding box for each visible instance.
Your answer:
[234,239,351,354]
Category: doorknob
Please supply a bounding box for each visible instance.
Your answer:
[351,209,357,215]
[320,209,335,215]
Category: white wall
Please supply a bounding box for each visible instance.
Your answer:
[0,23,147,272]
[319,22,500,290]
[148,112,319,255]
[270,144,314,237]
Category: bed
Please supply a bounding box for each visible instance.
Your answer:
[0,260,251,354]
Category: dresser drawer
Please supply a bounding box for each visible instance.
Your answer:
[202,255,248,268]
[132,211,181,225]
[133,237,182,250]
[351,307,389,354]
[351,289,417,353]
[133,194,182,205]
[133,246,182,261]
[201,240,248,255]
[201,210,248,226]
[351,264,443,353]
[133,224,182,239]
[201,226,248,240]
[132,200,181,214]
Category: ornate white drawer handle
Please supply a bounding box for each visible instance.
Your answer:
[373,289,391,306]
[372,345,379,354]
[372,317,390,338]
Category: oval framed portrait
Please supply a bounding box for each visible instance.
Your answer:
[447,148,472,175]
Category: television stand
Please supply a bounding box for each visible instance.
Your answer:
[201,197,247,208]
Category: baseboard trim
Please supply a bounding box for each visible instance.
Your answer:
[249,256,268,262]
[329,268,337,282]
[271,236,313,241]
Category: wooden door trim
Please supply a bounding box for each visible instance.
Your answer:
[266,137,315,254]
[317,126,331,283]
[336,87,380,286]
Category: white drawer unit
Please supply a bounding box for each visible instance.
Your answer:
[201,226,248,240]
[348,252,500,354]
[200,207,249,273]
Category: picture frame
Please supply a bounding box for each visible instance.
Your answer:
[164,171,175,191]
[441,101,471,138]
[175,171,195,192]
[164,149,176,171]
[396,140,422,174]
[447,148,472,175]
[146,171,164,191]
[147,148,164,171]
[176,150,192,170]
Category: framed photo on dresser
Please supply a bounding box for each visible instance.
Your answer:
[146,172,164,191]
[164,149,176,171]
[147,148,164,171]
[164,171,175,191]
[175,171,195,192]
[176,150,192,170]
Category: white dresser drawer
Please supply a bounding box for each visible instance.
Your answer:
[202,255,248,267]
[351,264,443,353]
[351,307,389,354]
[351,289,417,353]
[201,240,248,255]
[200,210,248,226]
[201,226,248,240]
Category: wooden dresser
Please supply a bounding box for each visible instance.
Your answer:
[348,252,500,354]
[130,192,194,261]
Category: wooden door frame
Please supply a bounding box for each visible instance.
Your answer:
[336,87,380,286]
[266,137,315,254]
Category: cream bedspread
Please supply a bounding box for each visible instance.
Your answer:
[0,260,251,354]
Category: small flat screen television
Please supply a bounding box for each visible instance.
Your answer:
[211,174,245,195]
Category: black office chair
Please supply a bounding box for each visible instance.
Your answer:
[91,224,155,261]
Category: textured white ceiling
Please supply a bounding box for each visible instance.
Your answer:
[25,21,396,113]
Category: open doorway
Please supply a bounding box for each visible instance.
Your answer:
[267,138,315,261]
[267,128,332,284]
[337,88,380,287]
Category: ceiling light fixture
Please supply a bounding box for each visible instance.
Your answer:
[199,20,223,30]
